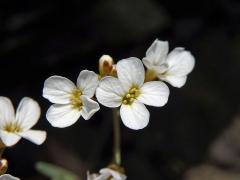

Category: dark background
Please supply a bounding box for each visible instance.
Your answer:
[0,0,240,179]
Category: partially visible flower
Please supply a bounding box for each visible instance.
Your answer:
[99,55,117,77]
[0,174,20,180]
[0,97,46,147]
[87,166,126,180]
[96,58,169,130]
[143,39,195,88]
[43,70,100,128]
[87,172,98,180]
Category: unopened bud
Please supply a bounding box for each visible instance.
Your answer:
[0,159,8,175]
[111,65,117,77]
[99,55,115,77]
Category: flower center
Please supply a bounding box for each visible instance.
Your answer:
[122,87,140,105]
[70,89,83,110]
[4,123,21,133]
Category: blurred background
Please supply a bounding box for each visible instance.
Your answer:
[0,0,240,179]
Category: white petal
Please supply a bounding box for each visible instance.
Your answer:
[143,39,169,69]
[116,57,145,90]
[15,97,40,130]
[166,47,195,76]
[87,172,99,180]
[0,97,15,128]
[0,174,20,180]
[96,77,124,108]
[77,70,99,97]
[100,168,126,180]
[81,96,100,120]
[0,130,21,147]
[120,101,149,130]
[46,104,81,128]
[94,174,109,180]
[43,76,76,104]
[151,64,169,74]
[137,81,169,107]
[19,130,46,145]
[159,75,187,88]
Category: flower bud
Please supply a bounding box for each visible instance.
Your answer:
[111,64,117,77]
[99,55,115,77]
[0,159,8,175]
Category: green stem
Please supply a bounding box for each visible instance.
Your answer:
[112,108,121,165]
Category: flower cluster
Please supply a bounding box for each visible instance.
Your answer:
[0,39,194,179]
[43,39,195,130]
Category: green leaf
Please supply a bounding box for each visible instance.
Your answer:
[35,161,80,180]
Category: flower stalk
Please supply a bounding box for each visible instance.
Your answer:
[112,108,121,165]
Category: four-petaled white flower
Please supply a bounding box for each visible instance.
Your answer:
[43,70,100,128]
[0,174,20,180]
[143,39,195,88]
[96,58,169,130]
[0,97,46,147]
[87,168,126,180]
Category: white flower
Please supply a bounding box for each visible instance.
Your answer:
[0,174,20,180]
[87,168,126,180]
[0,97,46,147]
[96,58,169,130]
[143,39,195,88]
[43,70,100,128]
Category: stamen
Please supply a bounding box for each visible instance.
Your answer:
[122,86,140,105]
[126,94,131,98]
[70,89,83,110]
[4,123,21,133]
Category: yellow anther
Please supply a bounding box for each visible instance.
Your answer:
[126,94,131,98]
[121,86,141,105]
[4,123,21,133]
[70,89,83,110]
[130,88,136,93]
